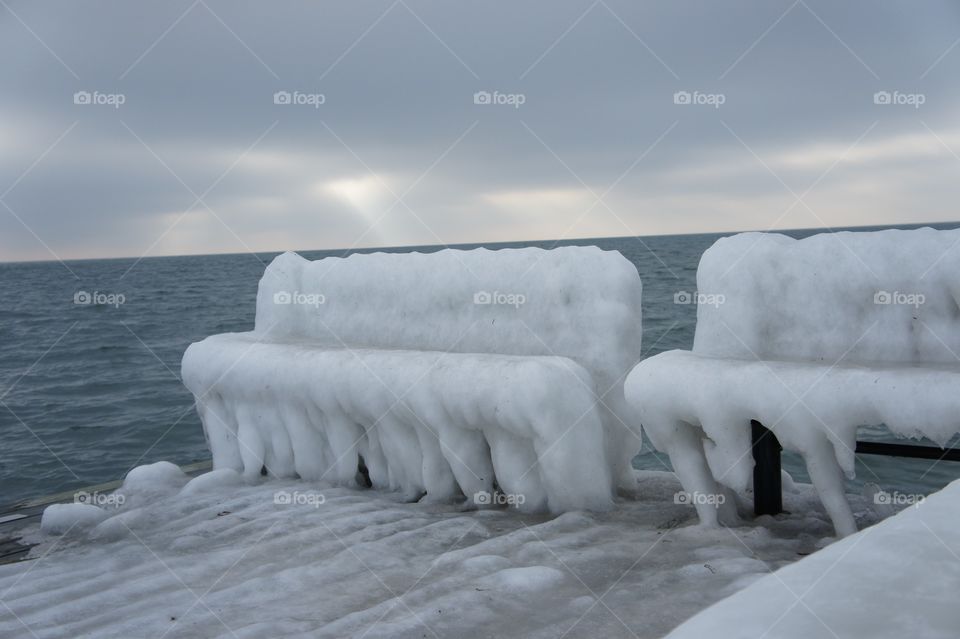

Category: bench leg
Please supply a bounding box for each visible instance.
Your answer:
[668,424,723,527]
[804,438,857,537]
[751,420,782,517]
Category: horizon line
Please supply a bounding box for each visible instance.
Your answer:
[2,219,958,267]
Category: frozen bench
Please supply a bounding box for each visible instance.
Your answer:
[182,247,644,512]
[625,228,960,536]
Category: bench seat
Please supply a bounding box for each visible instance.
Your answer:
[185,333,612,512]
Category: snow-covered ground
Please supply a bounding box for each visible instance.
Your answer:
[0,466,887,639]
[668,478,960,639]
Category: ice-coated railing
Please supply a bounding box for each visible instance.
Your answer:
[182,247,644,512]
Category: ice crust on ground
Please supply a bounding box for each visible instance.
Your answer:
[626,229,960,536]
[182,247,644,513]
[667,478,960,639]
[11,468,881,638]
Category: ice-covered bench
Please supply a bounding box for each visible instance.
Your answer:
[182,247,644,512]
[625,228,960,536]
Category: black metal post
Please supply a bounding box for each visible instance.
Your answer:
[751,420,783,516]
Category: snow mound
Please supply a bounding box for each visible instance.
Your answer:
[668,478,960,639]
[40,503,109,535]
[122,461,188,495]
[479,566,567,593]
[183,247,644,512]
[461,554,512,572]
[88,509,143,542]
[180,468,244,496]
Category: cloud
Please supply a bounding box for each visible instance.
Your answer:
[1,0,959,262]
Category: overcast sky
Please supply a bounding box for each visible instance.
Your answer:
[2,0,959,261]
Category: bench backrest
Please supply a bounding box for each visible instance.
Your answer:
[254,247,643,388]
[692,228,960,365]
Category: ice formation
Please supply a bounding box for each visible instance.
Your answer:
[667,477,960,639]
[626,229,960,536]
[628,351,960,535]
[121,460,188,494]
[182,247,644,512]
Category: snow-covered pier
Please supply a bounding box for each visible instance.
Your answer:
[0,464,888,638]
